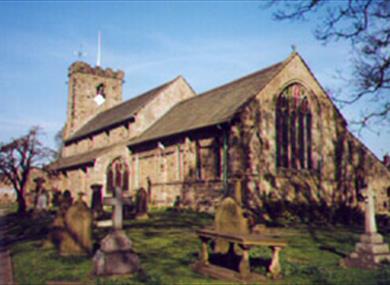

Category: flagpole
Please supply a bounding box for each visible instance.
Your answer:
[97,31,101,67]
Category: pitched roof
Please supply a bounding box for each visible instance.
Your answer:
[48,145,113,171]
[128,56,289,147]
[65,77,179,143]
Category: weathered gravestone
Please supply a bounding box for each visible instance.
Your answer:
[342,186,390,269]
[215,179,249,254]
[59,193,93,256]
[214,196,250,254]
[93,186,140,276]
[59,190,73,215]
[32,177,47,216]
[44,191,73,250]
[135,187,149,220]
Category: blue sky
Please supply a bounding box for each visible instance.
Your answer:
[0,2,388,159]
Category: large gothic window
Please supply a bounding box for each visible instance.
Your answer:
[106,157,129,194]
[276,83,312,170]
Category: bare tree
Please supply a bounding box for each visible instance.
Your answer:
[269,0,390,130]
[0,127,55,214]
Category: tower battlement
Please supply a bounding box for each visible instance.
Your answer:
[69,61,125,81]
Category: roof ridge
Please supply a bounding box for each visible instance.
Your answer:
[171,56,291,108]
[200,60,286,97]
[110,76,179,112]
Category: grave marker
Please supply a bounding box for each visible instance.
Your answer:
[93,186,140,276]
[342,186,390,269]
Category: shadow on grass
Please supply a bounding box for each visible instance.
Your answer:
[306,223,359,258]
[0,212,53,248]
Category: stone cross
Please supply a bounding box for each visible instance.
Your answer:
[342,185,390,269]
[103,186,132,230]
[364,186,377,234]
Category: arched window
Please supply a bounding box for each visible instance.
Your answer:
[94,83,106,106]
[106,157,129,194]
[275,83,312,170]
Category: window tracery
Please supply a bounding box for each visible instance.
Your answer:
[275,83,312,170]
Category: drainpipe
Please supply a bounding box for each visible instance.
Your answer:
[221,126,229,196]
[177,144,181,180]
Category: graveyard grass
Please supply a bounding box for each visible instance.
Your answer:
[6,208,390,285]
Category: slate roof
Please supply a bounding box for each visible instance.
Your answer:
[48,145,114,171]
[128,57,289,147]
[65,77,178,143]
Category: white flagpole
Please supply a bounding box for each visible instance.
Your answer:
[97,31,101,67]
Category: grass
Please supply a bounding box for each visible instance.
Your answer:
[4,208,390,285]
[0,202,18,215]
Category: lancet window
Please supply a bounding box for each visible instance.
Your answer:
[275,83,312,170]
[106,157,129,194]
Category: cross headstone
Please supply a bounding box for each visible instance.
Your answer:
[364,186,377,234]
[342,186,390,269]
[93,185,140,276]
[103,186,132,230]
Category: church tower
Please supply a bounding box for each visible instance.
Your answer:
[63,62,125,140]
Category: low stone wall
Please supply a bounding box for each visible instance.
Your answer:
[150,180,224,213]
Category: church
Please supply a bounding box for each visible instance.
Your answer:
[49,51,390,214]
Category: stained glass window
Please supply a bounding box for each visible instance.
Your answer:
[275,83,312,170]
[106,157,129,194]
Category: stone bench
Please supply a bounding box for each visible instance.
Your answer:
[194,228,287,284]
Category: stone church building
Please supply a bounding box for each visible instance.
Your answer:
[50,52,390,213]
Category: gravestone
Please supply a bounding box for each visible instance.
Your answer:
[36,189,49,212]
[31,177,46,215]
[60,193,93,256]
[214,196,250,254]
[91,184,104,219]
[173,195,182,212]
[135,187,149,220]
[342,186,390,269]
[43,191,74,250]
[93,186,140,276]
[51,188,61,209]
[233,179,243,206]
[59,190,73,215]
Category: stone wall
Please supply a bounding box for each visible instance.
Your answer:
[129,128,225,209]
[54,144,131,206]
[131,76,196,136]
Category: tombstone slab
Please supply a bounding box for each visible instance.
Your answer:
[60,198,93,256]
[214,196,249,254]
[135,187,149,220]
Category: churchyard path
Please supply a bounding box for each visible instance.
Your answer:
[0,208,15,285]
